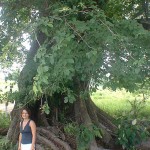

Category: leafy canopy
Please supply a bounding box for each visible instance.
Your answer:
[0,0,149,103]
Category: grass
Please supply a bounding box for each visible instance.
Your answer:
[91,88,150,119]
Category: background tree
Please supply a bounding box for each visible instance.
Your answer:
[0,0,150,149]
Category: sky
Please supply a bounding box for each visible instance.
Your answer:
[0,72,5,80]
[0,39,30,81]
[0,7,31,81]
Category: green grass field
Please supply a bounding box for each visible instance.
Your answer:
[91,88,150,119]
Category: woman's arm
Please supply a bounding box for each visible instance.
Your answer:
[18,133,22,150]
[30,120,36,150]
[18,122,22,150]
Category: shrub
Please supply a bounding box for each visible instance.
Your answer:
[64,123,102,150]
[116,99,149,150]
[0,136,17,150]
[0,113,10,129]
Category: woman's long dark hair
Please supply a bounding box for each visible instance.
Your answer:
[21,108,31,118]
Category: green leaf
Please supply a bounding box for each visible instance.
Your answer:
[67,58,74,63]
[33,84,38,95]
[135,68,140,74]
[47,23,53,28]
[64,69,70,76]
[43,66,49,72]
[132,119,137,125]
[42,102,50,114]
[50,55,54,64]
[64,97,68,103]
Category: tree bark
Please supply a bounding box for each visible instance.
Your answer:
[7,105,21,143]
[37,127,72,150]
[74,98,99,149]
[37,134,59,150]
[73,79,117,149]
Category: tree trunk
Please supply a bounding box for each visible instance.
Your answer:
[7,32,46,143]
[74,97,99,149]
[7,105,22,143]
[73,80,117,149]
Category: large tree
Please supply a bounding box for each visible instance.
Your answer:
[0,0,150,149]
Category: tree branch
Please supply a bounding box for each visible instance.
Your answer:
[0,2,4,7]
[65,20,95,50]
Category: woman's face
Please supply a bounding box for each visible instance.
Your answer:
[21,110,29,119]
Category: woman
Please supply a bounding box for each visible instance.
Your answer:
[18,108,36,150]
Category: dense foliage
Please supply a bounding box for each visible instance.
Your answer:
[0,136,17,150]
[0,1,149,102]
[0,112,10,128]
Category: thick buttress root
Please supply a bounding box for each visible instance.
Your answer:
[36,127,72,150]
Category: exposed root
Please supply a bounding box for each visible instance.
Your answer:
[37,127,72,150]
[46,126,66,140]
[87,97,117,134]
[74,98,99,149]
[36,144,45,150]
[37,134,59,150]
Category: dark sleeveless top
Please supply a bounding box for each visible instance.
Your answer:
[20,120,32,144]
